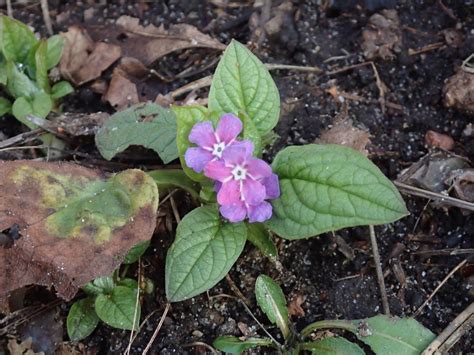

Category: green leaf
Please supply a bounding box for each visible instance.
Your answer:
[123,240,150,264]
[67,298,99,341]
[83,276,116,296]
[240,112,263,157]
[51,80,73,99]
[95,286,140,331]
[1,16,38,63]
[12,92,52,128]
[255,274,289,339]
[46,34,64,69]
[213,336,274,354]
[6,61,38,99]
[301,316,435,355]
[208,40,280,136]
[172,104,209,183]
[35,40,49,92]
[266,144,408,239]
[0,56,7,85]
[246,223,277,260]
[147,169,200,200]
[95,103,178,163]
[117,278,139,290]
[301,337,365,355]
[0,97,11,116]
[166,206,247,302]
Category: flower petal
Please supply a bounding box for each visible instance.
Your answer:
[222,142,252,166]
[232,140,254,156]
[247,201,272,223]
[242,178,266,205]
[204,160,232,182]
[262,173,280,199]
[217,179,241,205]
[247,157,272,180]
[184,147,213,173]
[214,181,222,192]
[220,202,247,222]
[216,114,242,144]
[188,121,216,147]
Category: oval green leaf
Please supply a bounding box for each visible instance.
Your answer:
[46,35,65,69]
[266,144,408,239]
[1,16,38,63]
[213,336,274,354]
[172,104,209,183]
[208,40,280,136]
[51,81,74,100]
[246,223,277,261]
[95,103,178,163]
[147,169,200,200]
[95,286,140,331]
[0,97,12,116]
[35,40,50,92]
[123,240,150,264]
[166,206,247,302]
[255,274,289,339]
[67,298,99,341]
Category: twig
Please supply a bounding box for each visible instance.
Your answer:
[124,260,142,355]
[40,0,53,35]
[370,62,386,114]
[0,145,45,153]
[394,181,474,212]
[182,341,218,354]
[169,195,181,224]
[0,129,44,149]
[408,42,444,56]
[412,249,474,257]
[326,61,372,75]
[142,302,171,355]
[265,63,322,73]
[6,0,12,17]
[422,303,474,355]
[369,225,390,315]
[225,274,251,307]
[414,259,468,317]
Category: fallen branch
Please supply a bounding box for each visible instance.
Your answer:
[369,225,390,315]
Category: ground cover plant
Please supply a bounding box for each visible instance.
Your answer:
[0,2,472,354]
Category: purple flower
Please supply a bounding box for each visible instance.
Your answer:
[184,114,243,173]
[204,142,280,223]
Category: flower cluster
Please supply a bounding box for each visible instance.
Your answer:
[184,114,280,223]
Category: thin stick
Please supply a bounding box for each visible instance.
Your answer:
[369,225,390,315]
[265,63,322,73]
[225,274,251,306]
[414,259,467,317]
[124,260,142,355]
[40,0,53,35]
[6,0,12,17]
[394,181,474,212]
[0,145,45,152]
[142,302,171,355]
[169,195,181,224]
[182,341,218,354]
[422,302,474,355]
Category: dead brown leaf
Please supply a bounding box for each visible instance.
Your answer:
[443,69,474,114]
[0,161,158,308]
[89,16,225,67]
[362,10,402,60]
[288,294,306,318]
[315,116,371,156]
[103,67,139,110]
[447,169,474,202]
[60,26,122,86]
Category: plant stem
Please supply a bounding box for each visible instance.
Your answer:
[369,225,390,315]
[301,319,358,338]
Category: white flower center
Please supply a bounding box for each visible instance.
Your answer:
[212,142,226,158]
[231,165,247,180]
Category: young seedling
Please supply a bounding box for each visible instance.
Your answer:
[214,274,436,354]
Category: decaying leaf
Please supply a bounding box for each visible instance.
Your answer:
[398,151,470,192]
[447,169,474,202]
[288,294,306,318]
[362,10,402,60]
[96,16,226,67]
[443,69,474,114]
[60,26,122,85]
[0,161,158,305]
[103,67,139,110]
[315,117,371,156]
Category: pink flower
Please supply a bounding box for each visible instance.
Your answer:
[204,142,280,223]
[184,114,242,173]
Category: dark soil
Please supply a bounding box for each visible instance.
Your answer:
[1,0,473,354]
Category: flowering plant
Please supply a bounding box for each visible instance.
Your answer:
[165,40,408,302]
